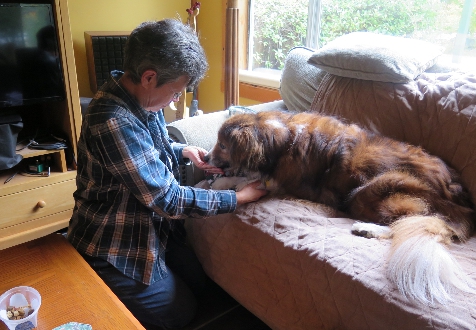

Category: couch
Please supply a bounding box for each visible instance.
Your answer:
[166,34,476,330]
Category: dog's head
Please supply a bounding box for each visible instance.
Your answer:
[205,111,291,174]
[205,113,264,174]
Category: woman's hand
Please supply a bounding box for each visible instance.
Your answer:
[183,146,266,204]
[235,181,268,205]
[183,146,224,175]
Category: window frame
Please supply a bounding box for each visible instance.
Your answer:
[227,0,319,102]
[223,0,281,103]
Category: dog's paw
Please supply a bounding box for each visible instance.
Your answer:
[195,179,211,189]
[235,178,253,192]
[211,176,248,190]
[351,222,391,239]
[263,178,279,191]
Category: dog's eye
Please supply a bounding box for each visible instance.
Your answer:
[219,143,226,150]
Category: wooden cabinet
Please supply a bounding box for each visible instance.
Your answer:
[0,0,81,250]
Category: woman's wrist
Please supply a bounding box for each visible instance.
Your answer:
[182,146,192,159]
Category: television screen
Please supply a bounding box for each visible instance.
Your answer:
[0,2,65,108]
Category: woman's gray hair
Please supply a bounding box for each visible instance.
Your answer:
[123,19,208,88]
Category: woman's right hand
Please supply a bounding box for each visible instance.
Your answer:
[235,181,268,205]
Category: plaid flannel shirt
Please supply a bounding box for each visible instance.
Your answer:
[67,71,236,285]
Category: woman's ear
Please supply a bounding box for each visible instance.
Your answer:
[141,70,157,89]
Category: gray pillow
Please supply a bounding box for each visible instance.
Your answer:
[307,32,443,83]
[280,46,327,112]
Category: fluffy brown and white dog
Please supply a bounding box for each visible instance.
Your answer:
[205,110,476,305]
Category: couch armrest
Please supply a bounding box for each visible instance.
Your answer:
[166,102,288,149]
[248,100,287,112]
[166,110,231,186]
[166,110,230,150]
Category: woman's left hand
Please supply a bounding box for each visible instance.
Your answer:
[183,146,224,175]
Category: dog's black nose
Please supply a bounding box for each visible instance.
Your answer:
[204,153,210,162]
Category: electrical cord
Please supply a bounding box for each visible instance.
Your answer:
[16,128,39,152]
[20,168,50,177]
[28,134,68,150]
[16,132,77,168]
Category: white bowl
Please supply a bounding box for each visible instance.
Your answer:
[0,286,41,330]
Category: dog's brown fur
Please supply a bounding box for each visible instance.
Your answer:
[206,110,476,304]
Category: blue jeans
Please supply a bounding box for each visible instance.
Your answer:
[81,237,207,329]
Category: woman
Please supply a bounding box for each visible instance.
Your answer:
[67,19,267,329]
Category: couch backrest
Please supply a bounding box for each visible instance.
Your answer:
[310,70,476,205]
[280,45,476,204]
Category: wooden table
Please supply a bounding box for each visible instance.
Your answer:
[0,233,145,329]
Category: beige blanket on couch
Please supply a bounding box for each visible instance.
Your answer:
[188,72,476,330]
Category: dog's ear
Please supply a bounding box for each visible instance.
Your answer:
[226,123,265,171]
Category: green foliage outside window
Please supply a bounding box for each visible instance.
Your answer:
[319,0,439,45]
[251,0,308,70]
[252,0,473,70]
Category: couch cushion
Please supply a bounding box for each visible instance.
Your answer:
[280,46,327,112]
[307,32,443,83]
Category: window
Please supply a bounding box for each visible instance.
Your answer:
[243,0,476,88]
[248,0,317,71]
[241,0,315,88]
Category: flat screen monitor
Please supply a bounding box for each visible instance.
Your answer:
[0,2,66,108]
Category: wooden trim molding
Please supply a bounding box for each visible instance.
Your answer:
[240,82,281,103]
[222,0,282,105]
[224,0,240,108]
[221,80,281,104]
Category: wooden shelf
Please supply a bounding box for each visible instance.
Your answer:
[17,145,63,159]
[11,140,71,173]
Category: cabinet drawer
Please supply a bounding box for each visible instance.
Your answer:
[0,179,75,230]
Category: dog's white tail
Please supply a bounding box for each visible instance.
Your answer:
[387,215,475,304]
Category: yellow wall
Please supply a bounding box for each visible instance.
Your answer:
[195,1,259,111]
[191,0,225,112]
[68,0,257,113]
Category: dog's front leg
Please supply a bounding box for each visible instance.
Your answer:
[211,176,248,190]
[234,172,264,191]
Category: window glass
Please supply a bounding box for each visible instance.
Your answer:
[249,0,476,73]
[249,0,309,72]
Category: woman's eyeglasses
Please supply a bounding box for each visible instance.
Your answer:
[172,92,183,102]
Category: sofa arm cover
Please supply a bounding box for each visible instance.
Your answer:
[166,103,286,150]
[166,110,230,150]
[248,100,287,112]
[166,110,230,186]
